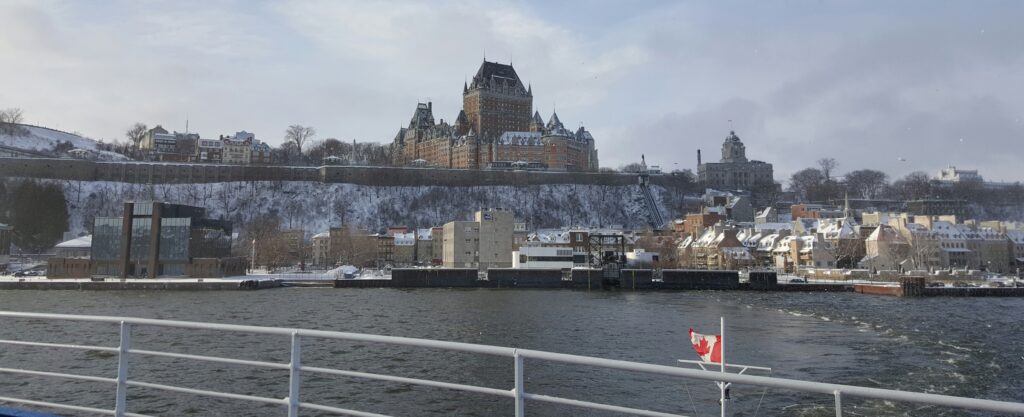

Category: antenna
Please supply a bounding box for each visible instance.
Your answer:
[185,113,189,134]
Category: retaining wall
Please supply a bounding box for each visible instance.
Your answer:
[391,268,479,287]
[661,270,739,290]
[486,268,565,288]
[0,157,661,187]
[748,271,778,290]
[620,269,654,290]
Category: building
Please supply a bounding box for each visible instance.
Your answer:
[935,165,983,183]
[442,221,478,268]
[281,229,306,266]
[442,208,514,269]
[393,232,416,266]
[311,231,330,267]
[625,249,660,268]
[513,245,574,269]
[681,228,754,270]
[906,200,968,219]
[140,126,198,162]
[88,202,243,278]
[195,139,224,163]
[859,225,910,271]
[697,131,774,190]
[414,228,437,265]
[54,235,91,259]
[1009,230,1024,273]
[392,60,599,171]
[221,132,254,164]
[0,223,10,272]
[252,141,273,165]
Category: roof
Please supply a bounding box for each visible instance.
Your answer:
[311,231,330,239]
[56,235,92,248]
[473,60,522,86]
[417,228,433,240]
[394,232,415,246]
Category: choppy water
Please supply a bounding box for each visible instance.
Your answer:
[0,289,1021,416]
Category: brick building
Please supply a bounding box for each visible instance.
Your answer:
[392,60,599,171]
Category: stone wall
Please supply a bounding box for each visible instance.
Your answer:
[1,157,655,187]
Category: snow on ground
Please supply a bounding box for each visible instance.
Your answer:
[1,124,126,160]
[55,180,671,236]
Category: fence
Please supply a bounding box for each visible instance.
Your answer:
[0,311,1022,417]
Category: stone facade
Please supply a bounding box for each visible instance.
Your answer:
[698,131,774,190]
[392,60,598,171]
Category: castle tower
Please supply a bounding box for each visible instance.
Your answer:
[463,60,533,138]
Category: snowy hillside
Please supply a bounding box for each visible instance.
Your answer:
[0,124,126,160]
[58,181,674,236]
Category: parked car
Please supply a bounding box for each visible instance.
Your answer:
[788,278,807,283]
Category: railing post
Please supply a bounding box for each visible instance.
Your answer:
[288,332,301,417]
[115,321,131,417]
[834,390,842,417]
[514,351,524,417]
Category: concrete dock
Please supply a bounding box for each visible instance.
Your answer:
[0,277,281,290]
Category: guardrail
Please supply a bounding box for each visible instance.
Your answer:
[0,311,1022,416]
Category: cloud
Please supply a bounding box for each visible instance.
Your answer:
[0,0,1021,184]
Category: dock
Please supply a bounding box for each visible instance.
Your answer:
[0,277,282,291]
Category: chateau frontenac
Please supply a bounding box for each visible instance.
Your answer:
[392,60,599,171]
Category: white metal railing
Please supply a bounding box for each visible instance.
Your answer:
[0,311,1022,417]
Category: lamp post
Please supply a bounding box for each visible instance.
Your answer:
[251,239,256,272]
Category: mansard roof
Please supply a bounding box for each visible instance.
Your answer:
[469,60,528,94]
[408,103,435,129]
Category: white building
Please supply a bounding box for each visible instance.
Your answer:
[625,249,659,267]
[54,235,92,259]
[513,245,574,269]
[935,165,983,183]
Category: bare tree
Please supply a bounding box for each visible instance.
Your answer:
[285,125,316,156]
[0,108,26,135]
[844,169,889,199]
[817,158,838,181]
[125,123,147,153]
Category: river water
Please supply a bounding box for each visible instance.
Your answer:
[0,289,1021,417]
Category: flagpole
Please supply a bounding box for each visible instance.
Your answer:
[720,316,726,417]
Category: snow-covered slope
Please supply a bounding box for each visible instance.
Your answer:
[59,181,673,236]
[0,124,126,160]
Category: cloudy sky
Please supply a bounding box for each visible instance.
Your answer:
[2,0,1022,183]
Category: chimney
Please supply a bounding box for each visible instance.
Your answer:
[697,149,702,166]
[428,102,432,112]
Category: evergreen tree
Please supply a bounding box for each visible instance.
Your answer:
[9,181,69,253]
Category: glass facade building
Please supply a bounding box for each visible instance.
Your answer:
[91,202,233,278]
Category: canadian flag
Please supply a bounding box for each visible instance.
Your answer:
[689,328,722,363]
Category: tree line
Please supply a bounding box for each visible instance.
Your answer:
[788,157,1024,206]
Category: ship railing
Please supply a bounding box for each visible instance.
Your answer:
[1,311,1023,417]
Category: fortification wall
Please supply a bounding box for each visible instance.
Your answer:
[0,157,646,187]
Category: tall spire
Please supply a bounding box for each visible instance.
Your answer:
[844,192,850,218]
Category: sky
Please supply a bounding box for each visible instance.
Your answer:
[1,0,1023,183]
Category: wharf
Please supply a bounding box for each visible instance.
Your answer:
[0,277,281,291]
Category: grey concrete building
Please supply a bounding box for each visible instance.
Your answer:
[697,131,774,191]
[442,208,514,269]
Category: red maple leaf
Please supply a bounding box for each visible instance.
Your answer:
[694,336,711,357]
